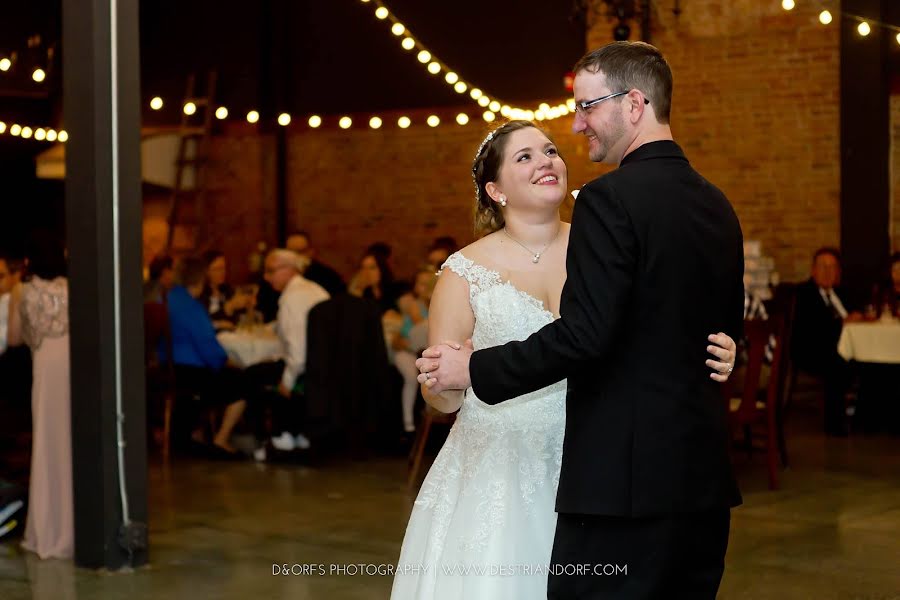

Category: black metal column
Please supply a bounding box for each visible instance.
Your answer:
[840,0,891,297]
[63,0,148,569]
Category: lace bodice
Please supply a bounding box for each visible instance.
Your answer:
[21,277,69,351]
[402,252,567,568]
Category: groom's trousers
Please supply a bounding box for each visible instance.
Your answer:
[547,509,730,599]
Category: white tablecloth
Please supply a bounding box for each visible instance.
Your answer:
[837,321,900,364]
[217,328,284,368]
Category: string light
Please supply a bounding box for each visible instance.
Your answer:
[58,130,68,142]
[455,113,469,125]
[0,122,5,134]
[0,58,10,71]
[150,96,163,110]
[21,126,33,139]
[857,21,871,36]
[788,3,900,42]
[278,113,291,126]
[369,116,383,129]
[397,116,411,128]
[32,68,45,83]
[183,102,197,115]
[339,116,352,129]
[215,107,228,120]
[46,129,57,141]
[819,10,832,24]
[35,128,46,141]
[482,111,495,123]
[247,110,259,124]
[427,115,440,127]
[781,0,794,10]
[355,0,566,120]
[308,115,322,128]
[10,124,21,136]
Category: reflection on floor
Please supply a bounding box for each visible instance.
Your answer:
[1,411,899,599]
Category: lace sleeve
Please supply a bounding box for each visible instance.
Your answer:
[21,278,69,351]
[439,252,501,297]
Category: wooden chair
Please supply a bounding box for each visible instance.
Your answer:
[143,301,175,461]
[725,318,785,490]
[407,405,455,489]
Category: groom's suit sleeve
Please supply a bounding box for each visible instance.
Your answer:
[470,178,638,404]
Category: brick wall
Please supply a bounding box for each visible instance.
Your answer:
[152,0,841,285]
[590,0,840,282]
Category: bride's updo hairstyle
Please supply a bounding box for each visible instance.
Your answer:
[472,120,548,235]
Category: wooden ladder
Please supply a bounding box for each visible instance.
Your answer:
[165,71,217,253]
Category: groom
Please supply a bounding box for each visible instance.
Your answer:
[417,41,744,598]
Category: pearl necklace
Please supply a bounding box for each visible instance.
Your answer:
[503,224,561,264]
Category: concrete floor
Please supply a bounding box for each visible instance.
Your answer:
[1,412,899,600]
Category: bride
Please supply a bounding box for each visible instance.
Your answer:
[390,120,736,599]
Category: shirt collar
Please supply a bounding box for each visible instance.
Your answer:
[619,140,688,167]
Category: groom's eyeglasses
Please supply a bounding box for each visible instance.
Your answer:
[574,91,650,115]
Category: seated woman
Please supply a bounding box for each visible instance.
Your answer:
[392,268,435,433]
[165,257,250,456]
[201,250,252,330]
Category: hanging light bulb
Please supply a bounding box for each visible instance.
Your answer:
[483,111,496,123]
[183,102,197,115]
[278,113,291,126]
[454,81,467,94]
[247,110,260,124]
[445,72,459,84]
[819,10,833,25]
[375,7,389,19]
[469,88,483,100]
[398,116,411,129]
[456,113,469,125]
[489,101,501,112]
[781,0,794,10]
[0,122,6,134]
[215,107,228,120]
[32,68,46,83]
[401,37,415,50]
[417,50,431,64]
[21,126,33,139]
[478,96,490,107]
[0,58,10,72]
[150,96,163,110]
[58,130,69,142]
[500,105,512,117]
[427,115,440,127]
[308,115,322,128]
[339,116,352,129]
[369,116,383,129]
[391,23,405,36]
[35,128,46,141]
[46,129,58,142]
[10,124,21,136]
[427,62,441,75]
[857,21,871,36]
[896,32,900,46]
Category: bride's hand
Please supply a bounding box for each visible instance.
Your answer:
[706,332,736,382]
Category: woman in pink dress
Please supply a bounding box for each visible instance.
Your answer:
[7,238,73,559]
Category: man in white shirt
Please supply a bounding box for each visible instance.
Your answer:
[262,249,330,451]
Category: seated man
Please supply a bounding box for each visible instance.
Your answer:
[791,247,861,436]
[286,231,345,297]
[260,249,329,452]
[165,257,249,456]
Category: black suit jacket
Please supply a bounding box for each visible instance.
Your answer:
[470,141,744,517]
[791,279,847,375]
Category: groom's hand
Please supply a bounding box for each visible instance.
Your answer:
[416,340,474,393]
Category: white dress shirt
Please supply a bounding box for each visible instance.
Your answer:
[276,274,330,390]
[818,287,848,319]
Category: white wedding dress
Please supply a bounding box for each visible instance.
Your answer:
[391,252,567,600]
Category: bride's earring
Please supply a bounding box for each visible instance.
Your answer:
[499,195,507,207]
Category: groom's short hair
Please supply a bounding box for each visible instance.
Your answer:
[573,41,673,125]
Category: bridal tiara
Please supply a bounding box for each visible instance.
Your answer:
[471,124,506,199]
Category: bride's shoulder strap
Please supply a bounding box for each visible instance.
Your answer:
[439,251,500,292]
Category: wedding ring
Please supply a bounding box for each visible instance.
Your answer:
[725,364,734,375]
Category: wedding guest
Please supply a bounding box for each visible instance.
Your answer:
[792,247,861,435]
[7,234,72,559]
[286,231,345,296]
[143,254,174,303]
[392,268,435,433]
[425,237,458,271]
[348,250,400,316]
[165,257,250,456]
[201,250,251,330]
